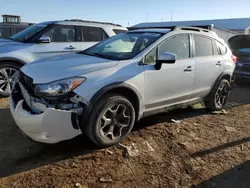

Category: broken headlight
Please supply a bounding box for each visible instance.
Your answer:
[34,77,86,97]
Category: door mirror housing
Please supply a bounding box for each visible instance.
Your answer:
[37,36,51,43]
[158,52,176,64]
[155,52,177,70]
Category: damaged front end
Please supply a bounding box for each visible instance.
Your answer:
[9,72,89,143]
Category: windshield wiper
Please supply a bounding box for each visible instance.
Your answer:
[81,51,117,60]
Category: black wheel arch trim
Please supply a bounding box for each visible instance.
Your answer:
[89,82,142,104]
[205,72,232,100]
[0,57,26,65]
[79,82,143,132]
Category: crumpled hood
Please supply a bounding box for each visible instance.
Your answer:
[21,53,119,83]
[228,35,250,55]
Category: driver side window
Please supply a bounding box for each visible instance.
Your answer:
[144,34,190,65]
[159,35,190,59]
[43,25,76,42]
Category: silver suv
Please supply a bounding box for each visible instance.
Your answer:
[0,19,127,96]
[10,27,235,147]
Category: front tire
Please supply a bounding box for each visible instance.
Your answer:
[0,62,21,97]
[205,79,230,111]
[85,94,135,147]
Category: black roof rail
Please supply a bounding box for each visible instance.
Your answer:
[63,19,122,27]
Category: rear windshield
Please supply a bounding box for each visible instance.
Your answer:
[113,29,127,35]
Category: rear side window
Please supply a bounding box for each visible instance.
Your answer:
[216,41,227,55]
[194,35,213,57]
[82,26,108,42]
[113,29,127,34]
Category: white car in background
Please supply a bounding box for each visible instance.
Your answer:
[0,19,127,96]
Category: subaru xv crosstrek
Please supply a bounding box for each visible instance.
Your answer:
[0,19,127,96]
[10,27,236,147]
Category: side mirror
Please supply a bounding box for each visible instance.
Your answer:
[155,52,176,70]
[37,36,51,43]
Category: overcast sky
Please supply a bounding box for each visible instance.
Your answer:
[1,0,250,27]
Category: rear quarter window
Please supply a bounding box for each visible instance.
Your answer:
[216,41,227,55]
[212,40,220,55]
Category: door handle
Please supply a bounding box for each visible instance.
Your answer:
[66,45,76,50]
[216,61,222,66]
[184,66,193,72]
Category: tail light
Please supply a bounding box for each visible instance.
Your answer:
[231,55,237,64]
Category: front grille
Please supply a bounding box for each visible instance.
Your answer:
[19,72,35,95]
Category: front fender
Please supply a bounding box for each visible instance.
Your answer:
[0,57,27,65]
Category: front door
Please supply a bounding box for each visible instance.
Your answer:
[31,25,82,60]
[144,34,195,111]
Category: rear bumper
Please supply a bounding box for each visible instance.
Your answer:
[9,83,82,144]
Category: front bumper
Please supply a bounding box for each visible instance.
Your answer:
[9,84,82,144]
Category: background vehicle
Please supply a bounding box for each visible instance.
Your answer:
[229,35,250,83]
[0,19,127,96]
[10,27,235,147]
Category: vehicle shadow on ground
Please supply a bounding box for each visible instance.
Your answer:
[194,161,250,188]
[0,85,249,178]
[191,141,250,187]
[193,156,250,188]
[192,137,250,158]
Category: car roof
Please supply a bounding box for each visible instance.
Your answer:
[128,27,222,41]
[128,29,171,34]
[38,20,126,29]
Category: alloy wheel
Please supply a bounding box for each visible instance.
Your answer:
[215,84,229,108]
[0,67,18,94]
[99,104,131,141]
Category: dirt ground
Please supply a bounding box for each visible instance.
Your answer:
[0,85,250,188]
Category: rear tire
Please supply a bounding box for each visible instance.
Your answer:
[85,94,135,148]
[0,62,22,97]
[205,79,230,111]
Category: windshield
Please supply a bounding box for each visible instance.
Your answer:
[10,24,48,42]
[82,32,163,60]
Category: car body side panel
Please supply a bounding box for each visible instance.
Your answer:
[73,59,145,114]
[30,42,84,60]
[192,55,224,98]
[0,43,36,64]
[143,58,195,110]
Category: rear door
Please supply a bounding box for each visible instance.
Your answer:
[32,25,82,60]
[192,35,223,98]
